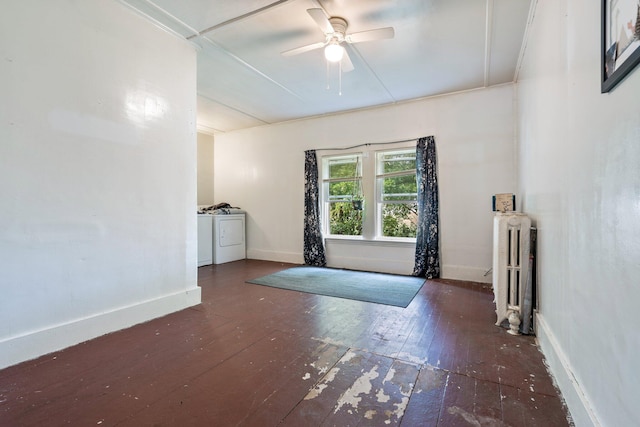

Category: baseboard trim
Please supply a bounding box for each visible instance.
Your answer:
[246,249,492,283]
[535,313,601,427]
[441,265,492,283]
[0,286,201,370]
[247,249,304,265]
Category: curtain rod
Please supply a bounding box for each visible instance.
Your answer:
[312,137,420,152]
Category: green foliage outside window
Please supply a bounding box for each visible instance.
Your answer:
[382,203,417,238]
[324,150,417,238]
[326,156,363,236]
[329,202,363,235]
[328,158,358,180]
[379,151,417,238]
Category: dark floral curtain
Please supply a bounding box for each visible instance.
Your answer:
[413,136,440,278]
[303,150,327,266]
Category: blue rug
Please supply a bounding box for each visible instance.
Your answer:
[246,266,425,307]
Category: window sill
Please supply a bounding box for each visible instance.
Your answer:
[324,236,416,248]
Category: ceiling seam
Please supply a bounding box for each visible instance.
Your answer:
[347,46,397,103]
[199,37,303,101]
[513,0,539,82]
[197,123,224,135]
[120,0,530,134]
[188,0,294,39]
[128,1,304,108]
[120,0,200,38]
[197,93,271,126]
[484,0,494,87]
[141,0,200,36]
[220,84,513,135]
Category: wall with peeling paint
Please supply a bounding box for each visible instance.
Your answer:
[0,1,201,369]
[517,1,640,426]
[214,84,516,282]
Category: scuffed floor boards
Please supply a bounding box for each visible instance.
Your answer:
[0,260,571,426]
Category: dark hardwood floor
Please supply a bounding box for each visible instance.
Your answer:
[0,259,571,426]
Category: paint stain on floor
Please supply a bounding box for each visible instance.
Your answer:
[287,348,422,425]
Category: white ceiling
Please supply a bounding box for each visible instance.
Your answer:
[120,0,533,134]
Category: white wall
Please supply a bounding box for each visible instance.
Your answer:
[197,132,215,205]
[0,1,201,369]
[517,1,640,426]
[214,85,517,281]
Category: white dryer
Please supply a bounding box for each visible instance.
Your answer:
[212,213,246,264]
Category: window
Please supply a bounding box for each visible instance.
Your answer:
[376,150,418,238]
[322,146,417,240]
[322,154,363,236]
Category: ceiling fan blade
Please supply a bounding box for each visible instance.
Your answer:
[307,8,334,34]
[346,27,394,44]
[341,49,354,72]
[281,41,326,57]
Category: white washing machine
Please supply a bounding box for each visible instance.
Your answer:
[212,213,246,264]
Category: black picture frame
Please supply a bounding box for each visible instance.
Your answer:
[601,0,640,93]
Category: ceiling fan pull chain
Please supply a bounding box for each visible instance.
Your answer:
[326,60,330,91]
[339,61,342,96]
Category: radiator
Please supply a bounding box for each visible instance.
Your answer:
[492,212,531,335]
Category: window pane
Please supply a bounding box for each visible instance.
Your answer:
[328,156,360,179]
[380,151,416,174]
[382,175,417,201]
[328,180,358,201]
[381,203,417,238]
[325,154,363,236]
[329,202,363,236]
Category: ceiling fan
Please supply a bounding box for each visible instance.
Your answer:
[281,8,394,72]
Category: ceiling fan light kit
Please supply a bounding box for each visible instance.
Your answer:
[324,42,344,62]
[282,8,395,74]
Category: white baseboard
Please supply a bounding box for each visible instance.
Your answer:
[247,248,491,283]
[0,286,201,370]
[441,264,492,283]
[247,248,304,265]
[535,313,600,427]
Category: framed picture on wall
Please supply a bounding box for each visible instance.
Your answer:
[601,0,640,92]
[492,193,515,212]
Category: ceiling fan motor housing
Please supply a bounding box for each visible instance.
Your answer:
[328,17,347,41]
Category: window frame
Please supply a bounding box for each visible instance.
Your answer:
[321,153,364,238]
[375,148,418,241]
[320,143,417,242]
